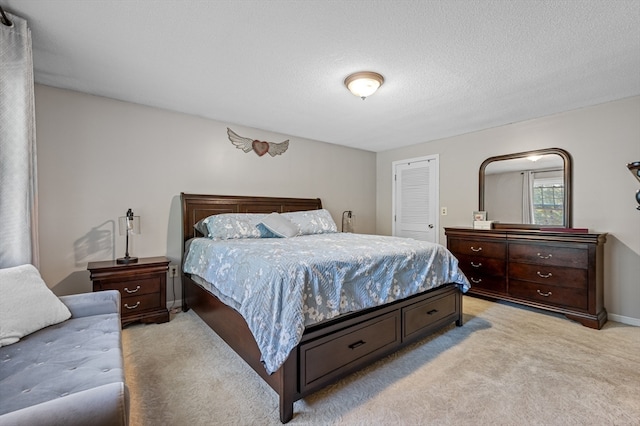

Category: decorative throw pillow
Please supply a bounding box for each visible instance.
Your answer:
[193,217,210,237]
[257,213,300,238]
[0,264,72,347]
[203,213,266,240]
[282,209,338,235]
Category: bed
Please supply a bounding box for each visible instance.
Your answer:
[180,193,469,423]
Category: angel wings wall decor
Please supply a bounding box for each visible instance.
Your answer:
[227,128,289,157]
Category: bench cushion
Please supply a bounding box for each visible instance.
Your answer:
[0,312,124,416]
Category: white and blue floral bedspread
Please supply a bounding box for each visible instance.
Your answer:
[183,233,470,374]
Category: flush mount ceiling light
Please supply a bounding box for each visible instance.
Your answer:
[344,71,384,100]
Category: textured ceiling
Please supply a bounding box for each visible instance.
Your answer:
[4,0,640,152]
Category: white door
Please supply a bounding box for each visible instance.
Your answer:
[392,155,439,243]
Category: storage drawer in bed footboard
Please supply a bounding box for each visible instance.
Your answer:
[299,311,400,393]
[402,292,457,341]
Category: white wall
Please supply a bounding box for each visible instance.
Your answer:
[34,85,640,323]
[377,96,640,324]
[35,85,376,302]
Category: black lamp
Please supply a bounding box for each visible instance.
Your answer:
[117,208,140,264]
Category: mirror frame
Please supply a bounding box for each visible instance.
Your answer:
[479,147,572,229]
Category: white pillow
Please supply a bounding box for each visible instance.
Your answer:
[0,264,71,347]
[258,212,300,238]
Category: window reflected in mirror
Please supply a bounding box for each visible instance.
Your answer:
[480,148,572,228]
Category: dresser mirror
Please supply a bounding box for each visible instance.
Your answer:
[479,148,572,228]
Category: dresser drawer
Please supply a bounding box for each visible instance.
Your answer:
[509,279,588,310]
[457,255,506,276]
[449,238,506,259]
[466,274,507,294]
[509,263,587,289]
[97,276,161,297]
[509,243,588,268]
[121,292,162,313]
[403,292,457,339]
[300,311,399,390]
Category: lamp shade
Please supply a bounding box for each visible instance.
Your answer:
[117,208,140,264]
[118,214,140,236]
[342,210,355,233]
[344,71,384,99]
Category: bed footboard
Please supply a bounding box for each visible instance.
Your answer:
[184,275,462,423]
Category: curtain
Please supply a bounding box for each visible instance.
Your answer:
[0,11,38,268]
[521,171,534,224]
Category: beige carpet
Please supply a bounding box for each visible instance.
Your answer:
[122,296,640,425]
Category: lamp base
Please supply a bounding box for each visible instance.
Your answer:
[116,256,138,264]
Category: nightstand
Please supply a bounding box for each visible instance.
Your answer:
[88,256,170,327]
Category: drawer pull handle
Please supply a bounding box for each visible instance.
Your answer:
[470,262,482,268]
[536,290,552,297]
[537,271,553,279]
[537,253,553,259]
[426,309,438,315]
[124,302,140,310]
[348,340,366,349]
[124,285,141,294]
[470,246,483,252]
[470,278,482,284]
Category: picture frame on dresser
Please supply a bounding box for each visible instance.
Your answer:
[473,211,487,221]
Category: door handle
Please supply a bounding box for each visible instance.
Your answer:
[428,224,434,229]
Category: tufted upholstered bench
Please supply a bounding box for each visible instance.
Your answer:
[0,290,129,426]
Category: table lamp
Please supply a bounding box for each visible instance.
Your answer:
[117,208,140,264]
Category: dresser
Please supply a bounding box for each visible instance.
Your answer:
[88,256,170,326]
[445,227,607,329]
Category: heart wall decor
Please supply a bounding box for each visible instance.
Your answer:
[227,128,289,157]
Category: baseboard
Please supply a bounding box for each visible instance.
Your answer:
[167,299,183,313]
[608,313,640,327]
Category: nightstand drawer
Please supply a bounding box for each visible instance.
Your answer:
[99,276,161,296]
[121,293,161,312]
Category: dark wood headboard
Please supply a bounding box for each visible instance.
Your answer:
[180,193,323,247]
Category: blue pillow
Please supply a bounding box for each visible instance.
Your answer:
[282,209,337,235]
[202,213,265,240]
